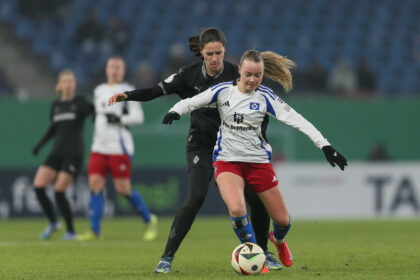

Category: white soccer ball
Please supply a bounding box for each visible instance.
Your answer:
[231,242,266,275]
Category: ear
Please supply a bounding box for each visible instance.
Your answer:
[237,65,241,73]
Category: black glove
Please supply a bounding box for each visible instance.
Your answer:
[162,112,180,124]
[32,145,41,156]
[322,145,348,170]
[105,113,121,124]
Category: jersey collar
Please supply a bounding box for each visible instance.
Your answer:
[202,62,225,80]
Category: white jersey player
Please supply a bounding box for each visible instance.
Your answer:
[168,81,330,163]
[163,50,347,268]
[91,81,143,156]
[77,56,158,242]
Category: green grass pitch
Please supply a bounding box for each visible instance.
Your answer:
[1,217,419,279]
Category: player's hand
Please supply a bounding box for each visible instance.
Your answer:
[105,113,121,124]
[322,145,347,170]
[162,112,180,124]
[108,93,128,106]
[32,146,40,156]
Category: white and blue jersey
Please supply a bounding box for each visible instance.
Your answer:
[91,82,144,156]
[169,82,330,163]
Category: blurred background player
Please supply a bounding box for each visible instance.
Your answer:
[108,28,281,273]
[76,56,158,241]
[162,49,347,267]
[32,69,94,240]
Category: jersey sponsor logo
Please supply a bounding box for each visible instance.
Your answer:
[233,112,244,124]
[249,102,260,110]
[53,112,76,122]
[222,120,257,132]
[221,101,230,107]
[164,73,176,83]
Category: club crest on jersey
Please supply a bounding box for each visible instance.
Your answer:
[249,102,260,110]
[233,112,244,124]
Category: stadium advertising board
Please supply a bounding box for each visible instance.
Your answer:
[275,163,420,218]
[0,168,227,219]
[1,163,419,219]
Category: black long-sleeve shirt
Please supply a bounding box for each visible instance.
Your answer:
[34,95,94,156]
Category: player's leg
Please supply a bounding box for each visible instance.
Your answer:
[155,150,212,273]
[77,153,107,241]
[113,177,157,241]
[33,158,61,239]
[257,185,292,267]
[246,163,292,267]
[216,168,256,244]
[245,190,282,270]
[245,191,269,249]
[54,171,76,239]
[110,154,157,241]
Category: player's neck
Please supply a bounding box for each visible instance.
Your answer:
[107,80,122,86]
[237,81,253,94]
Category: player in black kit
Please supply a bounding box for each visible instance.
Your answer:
[108,28,281,273]
[32,69,94,240]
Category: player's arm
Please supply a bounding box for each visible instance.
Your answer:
[108,86,164,106]
[162,88,217,124]
[32,123,56,156]
[267,95,347,170]
[108,67,187,106]
[120,101,144,125]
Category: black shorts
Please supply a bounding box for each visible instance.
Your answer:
[43,154,83,178]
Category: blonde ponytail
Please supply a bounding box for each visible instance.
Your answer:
[240,50,296,93]
[261,51,295,93]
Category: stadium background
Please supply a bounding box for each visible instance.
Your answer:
[0,0,419,220]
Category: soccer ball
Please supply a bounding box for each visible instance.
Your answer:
[231,242,266,275]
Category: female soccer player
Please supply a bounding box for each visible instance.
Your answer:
[108,28,280,273]
[162,50,348,267]
[32,69,94,240]
[76,56,158,242]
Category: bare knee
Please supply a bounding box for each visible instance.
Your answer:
[228,204,247,218]
[113,179,131,196]
[89,175,105,192]
[273,214,290,227]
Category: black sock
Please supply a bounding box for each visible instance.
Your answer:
[55,191,74,233]
[34,188,57,224]
[245,191,270,251]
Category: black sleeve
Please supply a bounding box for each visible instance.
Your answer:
[158,66,188,96]
[125,85,164,101]
[33,123,56,151]
[34,102,57,150]
[78,96,95,117]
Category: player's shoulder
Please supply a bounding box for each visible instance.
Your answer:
[119,81,135,91]
[209,81,234,94]
[73,94,89,104]
[223,60,238,70]
[256,84,278,100]
[175,60,202,78]
[93,83,107,93]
